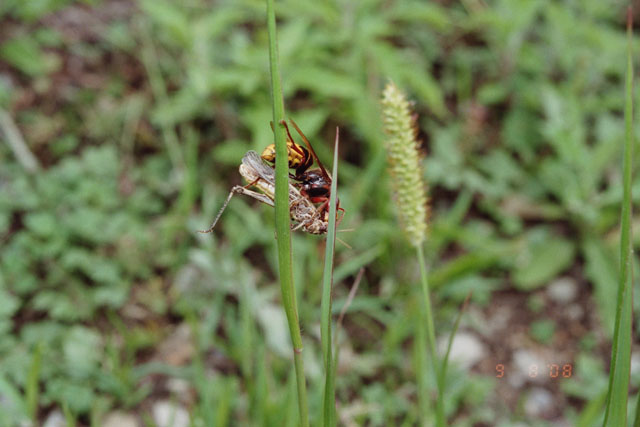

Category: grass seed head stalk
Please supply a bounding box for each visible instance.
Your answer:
[381,81,429,247]
[382,81,444,425]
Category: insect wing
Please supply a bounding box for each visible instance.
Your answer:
[241,150,301,201]
[242,151,276,183]
[288,119,331,181]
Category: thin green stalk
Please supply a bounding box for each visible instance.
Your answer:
[414,298,429,424]
[265,1,309,426]
[577,391,608,427]
[321,128,340,426]
[62,402,76,427]
[381,82,443,425]
[26,343,42,422]
[0,108,40,173]
[417,245,444,426]
[604,7,634,427]
[438,293,471,403]
[331,268,364,398]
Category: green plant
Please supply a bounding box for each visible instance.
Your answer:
[530,320,556,345]
[604,7,634,426]
[266,0,309,425]
[381,82,443,426]
[0,0,636,424]
[0,144,179,415]
[320,130,340,426]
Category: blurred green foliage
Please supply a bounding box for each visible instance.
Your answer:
[0,0,636,425]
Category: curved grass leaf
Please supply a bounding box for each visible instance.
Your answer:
[603,8,634,427]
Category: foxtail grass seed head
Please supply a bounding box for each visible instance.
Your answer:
[381,81,429,247]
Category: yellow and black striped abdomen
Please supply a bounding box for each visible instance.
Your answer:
[261,140,312,174]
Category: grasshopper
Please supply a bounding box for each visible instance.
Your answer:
[199,150,328,235]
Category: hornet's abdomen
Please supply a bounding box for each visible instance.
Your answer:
[300,169,331,202]
[261,140,313,175]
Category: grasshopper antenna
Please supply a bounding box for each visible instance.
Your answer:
[336,236,352,249]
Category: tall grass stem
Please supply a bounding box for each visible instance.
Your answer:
[381,81,443,425]
[26,344,42,422]
[438,293,471,406]
[265,1,309,425]
[603,6,634,426]
[417,245,445,426]
[321,129,340,426]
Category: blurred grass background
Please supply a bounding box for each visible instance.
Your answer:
[0,0,638,425]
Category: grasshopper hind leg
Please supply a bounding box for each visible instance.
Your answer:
[198,186,245,234]
[198,181,275,234]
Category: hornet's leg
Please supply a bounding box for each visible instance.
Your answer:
[279,120,304,155]
[313,198,344,226]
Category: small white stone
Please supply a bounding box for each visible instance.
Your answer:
[546,277,578,303]
[103,411,139,427]
[631,352,640,376]
[167,377,192,396]
[152,400,190,427]
[483,306,510,335]
[511,350,547,387]
[565,304,583,321]
[524,387,554,417]
[43,411,65,427]
[438,332,486,370]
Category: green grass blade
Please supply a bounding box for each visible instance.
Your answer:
[265,1,309,426]
[331,268,364,418]
[603,7,634,426]
[416,245,445,427]
[26,343,42,422]
[321,128,340,426]
[578,391,607,427]
[414,298,429,424]
[62,402,77,427]
[437,293,471,406]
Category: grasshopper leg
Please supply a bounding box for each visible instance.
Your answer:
[199,179,274,234]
